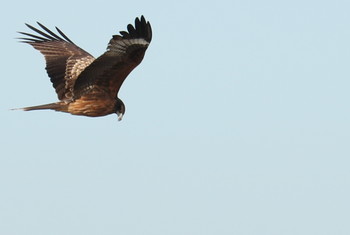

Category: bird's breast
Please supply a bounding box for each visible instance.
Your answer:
[67,94,116,117]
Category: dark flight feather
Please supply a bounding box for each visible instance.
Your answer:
[72,15,152,99]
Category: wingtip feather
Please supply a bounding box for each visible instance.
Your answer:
[118,15,152,43]
[18,22,75,44]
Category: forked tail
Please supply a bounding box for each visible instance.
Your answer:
[11,102,66,112]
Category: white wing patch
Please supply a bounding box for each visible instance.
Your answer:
[107,38,149,54]
[63,56,95,100]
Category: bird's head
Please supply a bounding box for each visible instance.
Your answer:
[115,98,126,121]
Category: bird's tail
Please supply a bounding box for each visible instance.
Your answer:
[11,102,67,112]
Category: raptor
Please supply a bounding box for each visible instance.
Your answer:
[15,16,152,121]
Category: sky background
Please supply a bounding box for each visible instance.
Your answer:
[1,0,350,234]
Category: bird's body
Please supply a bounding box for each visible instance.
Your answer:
[16,16,152,121]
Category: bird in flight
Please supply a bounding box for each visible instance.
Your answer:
[15,16,152,121]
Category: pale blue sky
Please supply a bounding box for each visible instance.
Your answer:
[1,0,350,234]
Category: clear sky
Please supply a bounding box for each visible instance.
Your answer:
[1,0,350,234]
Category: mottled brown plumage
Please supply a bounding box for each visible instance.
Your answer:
[16,16,152,121]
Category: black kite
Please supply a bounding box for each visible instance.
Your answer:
[15,16,152,121]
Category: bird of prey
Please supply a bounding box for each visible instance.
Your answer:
[15,16,152,121]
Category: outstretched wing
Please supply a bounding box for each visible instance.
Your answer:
[19,23,95,101]
[72,15,152,99]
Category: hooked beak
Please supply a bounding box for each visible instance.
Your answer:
[117,112,124,121]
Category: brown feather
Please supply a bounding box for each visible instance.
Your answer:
[20,23,95,101]
[67,91,116,117]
